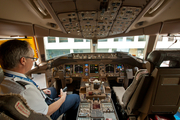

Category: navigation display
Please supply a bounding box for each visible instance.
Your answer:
[90,64,99,73]
[65,65,73,72]
[65,65,73,75]
[105,64,114,73]
[116,64,124,73]
[75,64,83,73]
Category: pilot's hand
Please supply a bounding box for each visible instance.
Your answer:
[43,89,51,95]
[58,89,67,102]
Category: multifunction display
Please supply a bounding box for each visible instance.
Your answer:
[65,64,73,75]
[90,64,99,73]
[105,64,114,73]
[115,64,124,73]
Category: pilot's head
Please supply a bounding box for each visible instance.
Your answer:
[0,39,35,73]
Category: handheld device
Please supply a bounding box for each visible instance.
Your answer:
[62,86,67,92]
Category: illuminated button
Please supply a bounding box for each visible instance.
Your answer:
[85,68,88,72]
[85,64,88,67]
[85,73,88,76]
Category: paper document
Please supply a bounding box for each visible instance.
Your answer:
[126,69,133,79]
[31,73,47,89]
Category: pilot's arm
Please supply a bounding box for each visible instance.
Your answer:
[46,89,67,116]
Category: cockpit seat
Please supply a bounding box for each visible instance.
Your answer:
[138,49,180,119]
[0,68,52,120]
[113,69,149,109]
[113,49,180,119]
[0,94,51,120]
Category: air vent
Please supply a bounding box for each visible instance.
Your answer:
[135,21,147,27]
[47,23,58,29]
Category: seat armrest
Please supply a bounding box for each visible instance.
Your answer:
[113,87,126,108]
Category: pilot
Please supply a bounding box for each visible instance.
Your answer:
[0,39,80,120]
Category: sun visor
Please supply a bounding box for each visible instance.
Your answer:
[0,19,34,36]
[144,22,162,35]
[160,19,180,34]
[34,25,49,37]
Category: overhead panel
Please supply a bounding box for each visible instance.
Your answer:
[79,11,97,38]
[110,6,141,35]
[58,12,81,36]
[97,0,121,21]
[47,0,149,39]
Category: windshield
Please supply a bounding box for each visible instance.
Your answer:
[44,35,148,60]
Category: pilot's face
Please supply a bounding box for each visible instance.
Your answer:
[25,47,34,73]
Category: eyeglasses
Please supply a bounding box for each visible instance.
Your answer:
[24,57,38,61]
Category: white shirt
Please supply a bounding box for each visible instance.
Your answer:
[2,70,48,115]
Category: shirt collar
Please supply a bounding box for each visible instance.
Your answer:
[4,69,27,78]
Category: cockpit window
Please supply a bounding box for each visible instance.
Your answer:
[97,35,148,58]
[155,34,180,49]
[44,35,148,60]
[44,37,91,60]
[48,37,56,43]
[160,60,170,67]
[59,37,68,42]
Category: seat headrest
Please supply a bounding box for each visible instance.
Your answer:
[147,49,180,67]
[169,60,179,67]
[133,67,139,74]
[0,68,4,84]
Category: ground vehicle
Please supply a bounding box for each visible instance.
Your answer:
[0,0,180,119]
